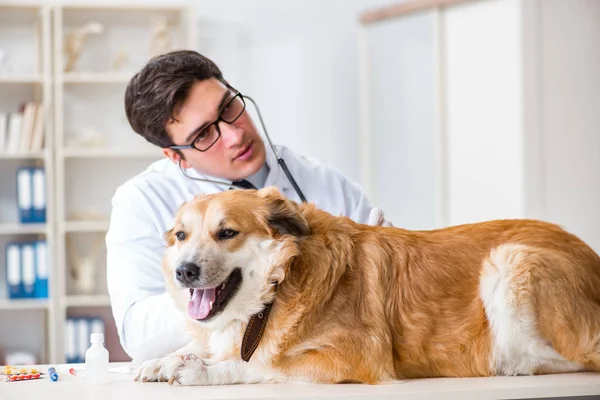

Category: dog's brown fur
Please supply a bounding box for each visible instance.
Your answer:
[158,187,600,384]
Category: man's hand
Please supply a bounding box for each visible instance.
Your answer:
[368,208,393,227]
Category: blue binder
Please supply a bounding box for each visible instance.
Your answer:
[16,168,33,224]
[21,242,36,298]
[6,243,22,299]
[16,167,46,224]
[34,240,48,299]
[31,168,46,223]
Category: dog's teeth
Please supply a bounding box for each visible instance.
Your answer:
[209,301,213,310]
[222,283,226,290]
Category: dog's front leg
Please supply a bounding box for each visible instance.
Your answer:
[134,340,208,383]
[169,357,275,386]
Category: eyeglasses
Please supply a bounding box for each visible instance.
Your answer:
[169,90,246,152]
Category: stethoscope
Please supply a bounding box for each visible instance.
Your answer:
[177,95,307,203]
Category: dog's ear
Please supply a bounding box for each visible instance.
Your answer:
[258,187,310,237]
[163,228,176,247]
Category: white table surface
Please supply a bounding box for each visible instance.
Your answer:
[1,363,600,400]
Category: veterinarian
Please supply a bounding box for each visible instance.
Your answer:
[106,50,391,363]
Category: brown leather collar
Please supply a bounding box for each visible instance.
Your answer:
[241,282,278,362]
[241,302,273,362]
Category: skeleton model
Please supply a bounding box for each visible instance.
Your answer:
[64,21,105,72]
[150,16,171,57]
[67,234,104,295]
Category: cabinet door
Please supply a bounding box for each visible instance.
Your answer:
[538,0,600,253]
[361,10,440,230]
[443,0,525,226]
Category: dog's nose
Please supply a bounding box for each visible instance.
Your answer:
[176,262,200,285]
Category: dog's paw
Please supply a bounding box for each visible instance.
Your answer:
[168,357,209,386]
[134,354,197,383]
[134,358,165,382]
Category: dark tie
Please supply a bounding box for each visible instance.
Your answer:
[231,179,257,190]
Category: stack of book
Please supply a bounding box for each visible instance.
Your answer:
[0,101,45,154]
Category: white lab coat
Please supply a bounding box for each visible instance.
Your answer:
[105,145,380,363]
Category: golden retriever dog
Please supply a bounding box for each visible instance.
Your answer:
[134,187,600,385]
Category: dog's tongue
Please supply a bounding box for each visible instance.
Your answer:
[188,288,216,320]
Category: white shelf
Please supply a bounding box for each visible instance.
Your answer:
[62,72,133,84]
[3,2,197,365]
[0,223,47,235]
[0,151,46,160]
[61,147,163,159]
[64,295,111,307]
[0,299,50,311]
[0,75,44,84]
[62,220,110,233]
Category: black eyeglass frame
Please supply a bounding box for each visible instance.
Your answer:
[169,87,246,152]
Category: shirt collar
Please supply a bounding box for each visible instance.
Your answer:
[180,144,292,193]
[244,162,269,189]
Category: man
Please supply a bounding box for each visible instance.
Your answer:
[106,50,390,364]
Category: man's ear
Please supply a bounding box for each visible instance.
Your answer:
[163,148,192,169]
[258,187,310,237]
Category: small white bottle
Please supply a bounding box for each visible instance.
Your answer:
[85,333,109,384]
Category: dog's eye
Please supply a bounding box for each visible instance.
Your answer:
[175,231,186,241]
[218,229,238,240]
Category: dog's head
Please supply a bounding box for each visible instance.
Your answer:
[163,187,309,327]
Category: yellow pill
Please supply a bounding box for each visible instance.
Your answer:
[31,368,37,374]
[19,368,26,373]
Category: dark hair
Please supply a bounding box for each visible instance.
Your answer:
[124,50,224,148]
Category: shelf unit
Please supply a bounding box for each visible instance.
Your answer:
[0,3,55,365]
[51,3,197,365]
[0,3,196,365]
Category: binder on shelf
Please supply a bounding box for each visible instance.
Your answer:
[34,240,49,299]
[6,243,22,299]
[76,317,89,364]
[65,318,78,364]
[16,167,46,224]
[17,168,33,223]
[21,243,36,298]
[4,240,49,300]
[31,168,46,223]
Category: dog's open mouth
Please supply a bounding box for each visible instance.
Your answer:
[187,268,242,321]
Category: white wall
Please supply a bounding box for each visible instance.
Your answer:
[444,0,525,226]
[191,0,394,183]
[18,0,395,186]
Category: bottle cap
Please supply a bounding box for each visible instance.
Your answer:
[90,333,104,344]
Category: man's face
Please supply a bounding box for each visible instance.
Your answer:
[163,78,266,181]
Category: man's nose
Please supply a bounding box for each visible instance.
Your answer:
[176,262,200,285]
[219,122,244,148]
